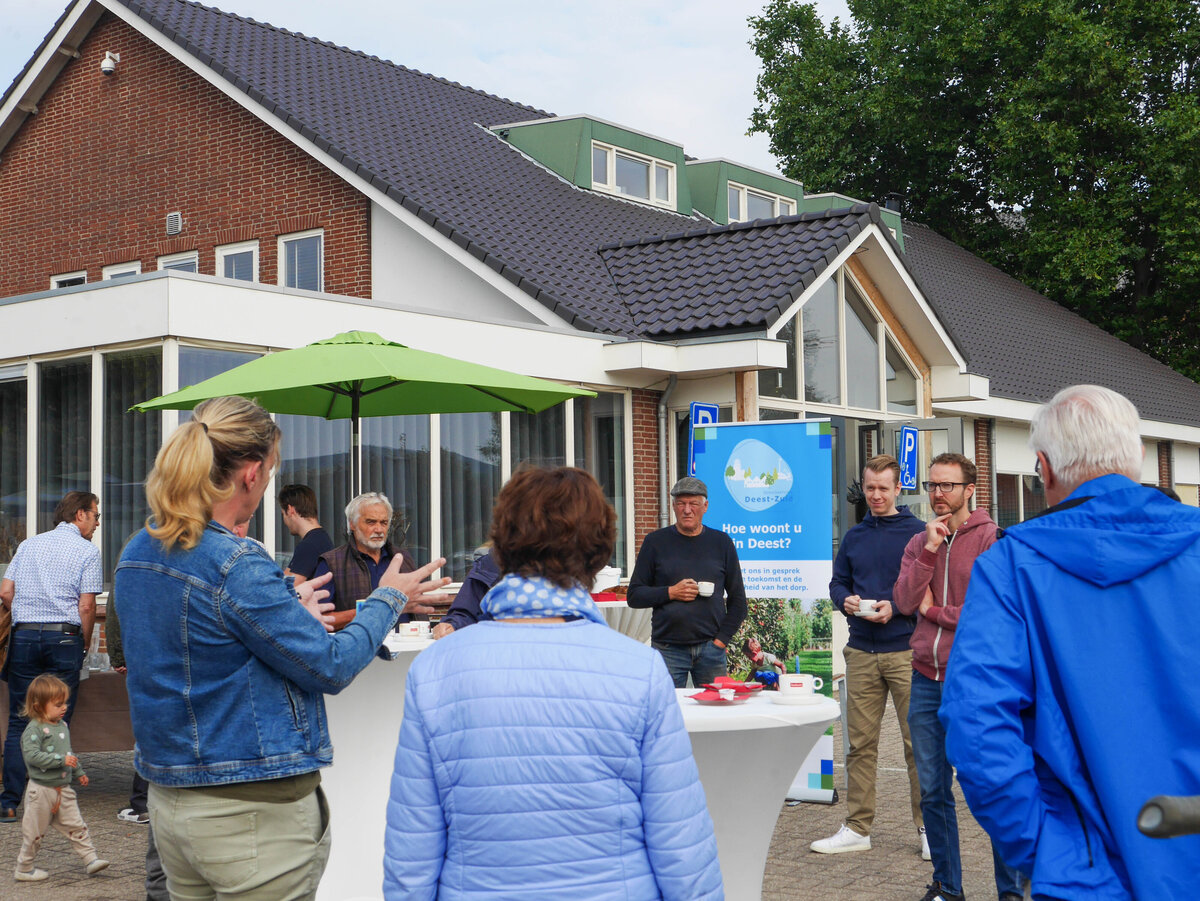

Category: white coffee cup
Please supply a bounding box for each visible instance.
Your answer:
[855,599,878,617]
[780,672,824,695]
[696,580,715,597]
[399,621,429,638]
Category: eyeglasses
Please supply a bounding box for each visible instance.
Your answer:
[88,509,100,521]
[922,481,968,494]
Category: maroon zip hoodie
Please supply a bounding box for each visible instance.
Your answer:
[892,507,997,681]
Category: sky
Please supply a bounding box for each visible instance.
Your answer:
[0,0,851,176]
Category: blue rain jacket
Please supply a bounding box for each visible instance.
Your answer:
[942,474,1200,899]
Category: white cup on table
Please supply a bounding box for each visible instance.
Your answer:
[779,672,824,695]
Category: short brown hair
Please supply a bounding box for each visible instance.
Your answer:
[863,454,901,485]
[21,674,70,721]
[490,467,616,590]
[930,452,977,486]
[278,484,318,520]
[54,491,98,525]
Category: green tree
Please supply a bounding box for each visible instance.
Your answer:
[750,0,1200,379]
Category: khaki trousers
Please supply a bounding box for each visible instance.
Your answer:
[149,783,331,901]
[843,645,923,836]
[17,782,99,871]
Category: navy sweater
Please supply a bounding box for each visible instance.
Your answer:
[830,507,925,653]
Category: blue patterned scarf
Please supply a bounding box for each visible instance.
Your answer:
[480,573,607,626]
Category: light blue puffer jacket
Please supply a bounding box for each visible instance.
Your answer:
[383,618,723,900]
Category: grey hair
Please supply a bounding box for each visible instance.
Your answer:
[1029,385,1143,488]
[344,491,393,533]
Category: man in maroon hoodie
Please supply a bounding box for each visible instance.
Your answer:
[893,453,1023,901]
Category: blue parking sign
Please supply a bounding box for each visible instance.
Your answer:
[689,403,719,475]
[898,426,919,490]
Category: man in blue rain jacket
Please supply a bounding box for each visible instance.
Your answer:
[943,385,1200,899]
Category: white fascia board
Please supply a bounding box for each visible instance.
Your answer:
[935,396,1200,445]
[0,0,101,154]
[930,366,990,402]
[95,0,573,333]
[602,338,786,377]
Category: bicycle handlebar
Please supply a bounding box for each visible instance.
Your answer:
[1137,795,1200,838]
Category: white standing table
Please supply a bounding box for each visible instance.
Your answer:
[677,688,840,901]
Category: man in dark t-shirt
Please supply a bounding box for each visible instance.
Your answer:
[628,477,747,688]
[279,484,333,586]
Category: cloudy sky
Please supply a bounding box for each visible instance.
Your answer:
[1,0,850,175]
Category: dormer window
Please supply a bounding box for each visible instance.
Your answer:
[591,142,674,208]
[728,181,795,222]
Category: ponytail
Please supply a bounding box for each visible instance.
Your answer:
[145,396,280,550]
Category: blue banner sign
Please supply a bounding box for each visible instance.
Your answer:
[688,402,720,475]
[898,425,919,490]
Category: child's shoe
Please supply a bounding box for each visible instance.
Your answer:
[15,867,49,881]
[86,858,110,875]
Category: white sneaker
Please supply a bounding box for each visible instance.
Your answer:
[14,868,49,881]
[810,823,871,854]
[86,858,110,875]
[919,825,931,860]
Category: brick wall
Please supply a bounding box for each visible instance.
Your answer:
[631,388,661,553]
[973,418,993,514]
[1159,441,1173,488]
[0,13,370,299]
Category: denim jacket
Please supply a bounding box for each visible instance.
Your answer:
[114,522,404,787]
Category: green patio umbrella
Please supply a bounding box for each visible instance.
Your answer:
[133,330,596,493]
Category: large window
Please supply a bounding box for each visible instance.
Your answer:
[727,181,796,222]
[592,142,674,209]
[362,416,432,565]
[576,393,628,567]
[38,359,92,533]
[279,230,323,291]
[0,372,27,572]
[996,473,1046,528]
[763,270,920,417]
[512,406,567,470]
[103,349,162,581]
[441,413,502,581]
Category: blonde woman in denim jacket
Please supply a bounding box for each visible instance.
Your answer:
[115,396,447,900]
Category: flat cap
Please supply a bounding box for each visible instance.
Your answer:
[670,477,708,498]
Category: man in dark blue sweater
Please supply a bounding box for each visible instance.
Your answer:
[811,455,927,860]
[628,477,747,688]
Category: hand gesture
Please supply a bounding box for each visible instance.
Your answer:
[296,571,336,631]
[924,514,952,552]
[668,579,699,602]
[844,594,862,615]
[380,557,452,617]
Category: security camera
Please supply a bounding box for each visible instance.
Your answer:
[101,51,119,76]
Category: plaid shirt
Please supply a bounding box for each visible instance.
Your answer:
[6,522,102,624]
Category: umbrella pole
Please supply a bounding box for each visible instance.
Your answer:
[352,392,362,497]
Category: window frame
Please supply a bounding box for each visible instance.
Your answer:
[101,261,141,280]
[590,141,675,210]
[277,228,324,292]
[50,271,87,289]
[727,180,796,222]
[216,240,259,283]
[156,250,199,273]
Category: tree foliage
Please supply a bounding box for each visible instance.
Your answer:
[750,0,1200,379]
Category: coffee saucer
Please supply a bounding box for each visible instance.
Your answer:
[769,693,824,706]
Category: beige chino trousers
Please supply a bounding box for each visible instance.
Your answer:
[843,645,923,836]
[17,782,99,872]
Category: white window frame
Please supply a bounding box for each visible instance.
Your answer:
[50,271,87,289]
[216,240,259,283]
[728,180,796,223]
[101,261,141,280]
[591,141,675,209]
[277,228,324,291]
[156,250,199,272]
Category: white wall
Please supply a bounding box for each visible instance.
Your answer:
[371,203,559,327]
[994,422,1033,474]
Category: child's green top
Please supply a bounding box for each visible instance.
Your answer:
[21,718,85,787]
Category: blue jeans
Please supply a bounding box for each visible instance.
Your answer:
[652,640,727,688]
[2,627,84,810]
[909,670,1025,899]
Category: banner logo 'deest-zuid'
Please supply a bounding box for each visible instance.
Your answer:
[722,438,794,512]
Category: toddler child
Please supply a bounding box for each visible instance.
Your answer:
[14,674,109,882]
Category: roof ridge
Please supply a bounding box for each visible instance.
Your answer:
[117,0,550,117]
[597,203,876,252]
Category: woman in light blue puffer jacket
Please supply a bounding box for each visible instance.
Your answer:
[383,467,722,900]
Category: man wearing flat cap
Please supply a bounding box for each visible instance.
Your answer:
[628,477,747,687]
